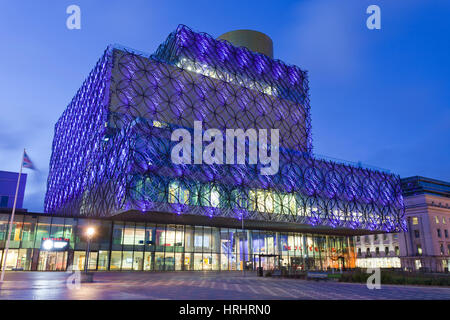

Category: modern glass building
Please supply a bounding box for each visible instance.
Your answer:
[0,25,406,272]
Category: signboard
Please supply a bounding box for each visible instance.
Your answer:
[41,238,70,251]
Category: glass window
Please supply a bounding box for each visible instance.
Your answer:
[184,252,193,270]
[110,251,122,270]
[72,251,87,271]
[155,252,164,271]
[435,216,439,224]
[445,230,448,238]
[64,218,76,248]
[50,218,65,239]
[3,249,18,270]
[212,227,220,253]
[144,252,153,271]
[16,248,33,270]
[175,225,184,253]
[384,247,389,256]
[412,217,418,225]
[414,230,420,238]
[203,227,213,252]
[194,253,203,270]
[97,220,112,250]
[0,214,9,241]
[220,229,230,271]
[194,226,203,253]
[437,229,442,238]
[35,216,51,248]
[184,226,194,252]
[417,244,422,256]
[164,225,176,252]
[145,223,155,250]
[122,223,135,245]
[155,225,165,251]
[440,244,444,255]
[168,181,189,205]
[133,251,144,271]
[164,252,175,271]
[21,215,37,248]
[121,251,133,270]
[112,223,124,246]
[134,223,145,246]
[175,253,183,270]
[98,250,109,270]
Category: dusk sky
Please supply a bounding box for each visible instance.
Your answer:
[0,0,449,212]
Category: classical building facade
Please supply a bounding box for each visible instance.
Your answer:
[354,176,450,272]
[399,176,450,272]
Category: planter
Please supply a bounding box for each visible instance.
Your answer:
[80,272,94,283]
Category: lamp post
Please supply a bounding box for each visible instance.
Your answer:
[84,227,95,274]
[241,213,246,277]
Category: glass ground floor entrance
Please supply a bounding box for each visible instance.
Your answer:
[0,212,357,272]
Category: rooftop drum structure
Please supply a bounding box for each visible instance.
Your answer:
[44,25,406,235]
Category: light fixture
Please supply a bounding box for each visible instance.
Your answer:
[86,226,95,238]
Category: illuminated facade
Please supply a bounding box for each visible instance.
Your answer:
[0,210,354,272]
[3,25,406,272]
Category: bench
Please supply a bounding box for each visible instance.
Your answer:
[271,270,282,278]
[306,272,328,281]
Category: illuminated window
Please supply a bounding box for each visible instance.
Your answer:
[210,187,220,208]
[168,181,189,205]
[417,244,422,256]
[443,217,446,224]
[412,217,418,225]
[152,120,168,128]
[435,216,439,224]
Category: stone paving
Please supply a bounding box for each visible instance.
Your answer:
[0,271,449,300]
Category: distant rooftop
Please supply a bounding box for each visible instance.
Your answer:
[401,176,450,198]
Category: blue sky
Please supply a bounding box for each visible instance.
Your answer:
[0,0,449,212]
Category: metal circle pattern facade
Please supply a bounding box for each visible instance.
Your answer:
[44,25,406,233]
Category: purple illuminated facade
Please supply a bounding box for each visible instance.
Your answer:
[44,25,406,234]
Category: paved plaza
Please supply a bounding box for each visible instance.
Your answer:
[0,271,449,300]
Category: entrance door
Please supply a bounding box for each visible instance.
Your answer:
[38,251,68,271]
[258,255,281,271]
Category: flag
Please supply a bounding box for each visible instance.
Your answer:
[22,151,36,170]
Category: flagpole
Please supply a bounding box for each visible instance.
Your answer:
[0,149,25,283]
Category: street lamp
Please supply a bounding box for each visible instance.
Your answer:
[84,227,95,274]
[241,212,246,277]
